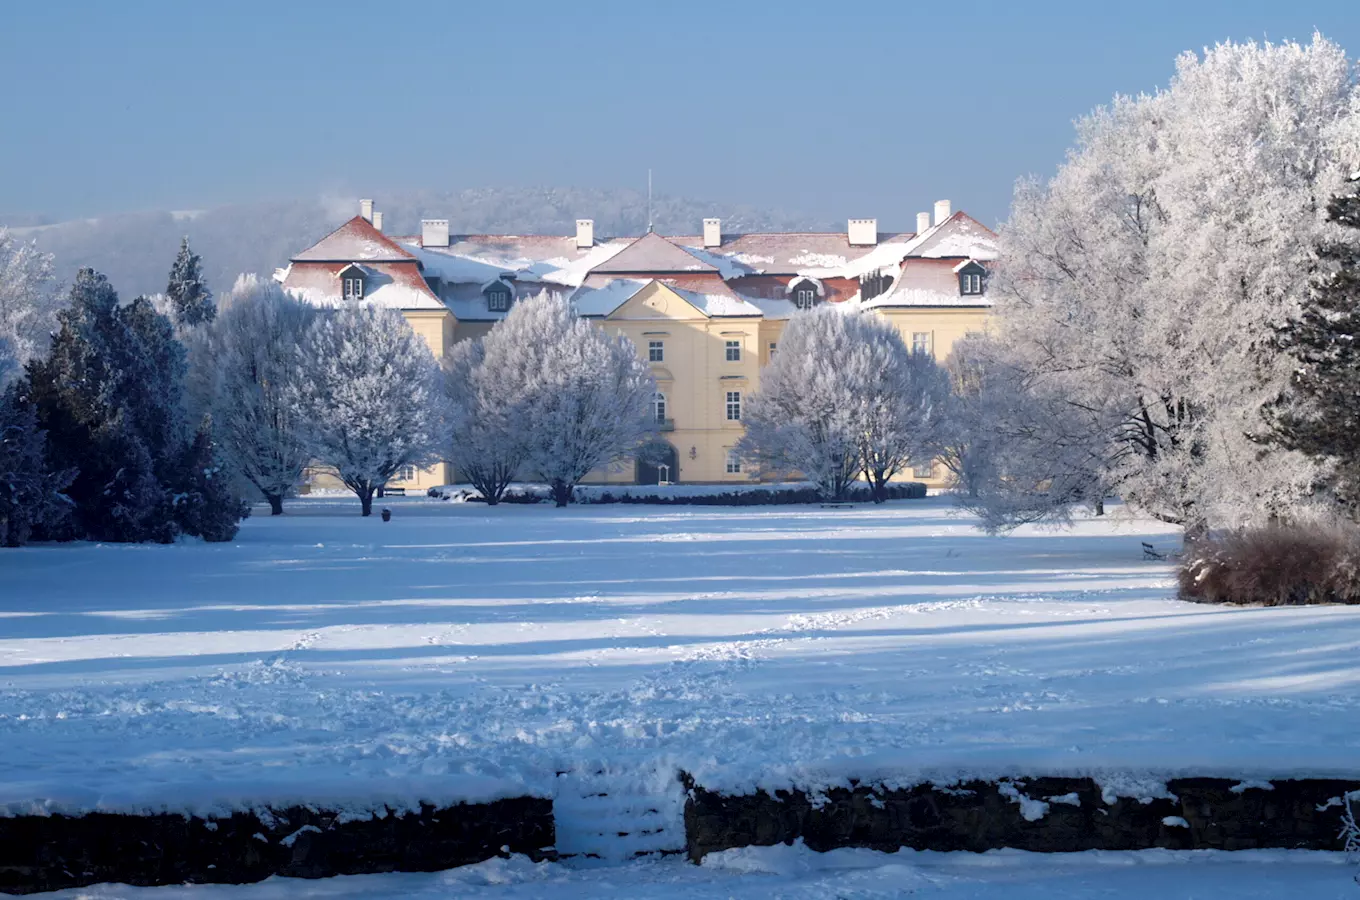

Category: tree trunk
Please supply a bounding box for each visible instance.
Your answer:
[359,487,375,517]
[1094,498,1105,516]
[266,493,284,516]
[551,479,573,508]
[376,486,385,499]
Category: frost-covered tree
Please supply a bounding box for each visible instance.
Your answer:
[854,320,952,502]
[192,275,317,514]
[1270,178,1360,513]
[740,306,950,502]
[166,237,215,327]
[444,337,523,505]
[500,295,655,507]
[0,228,59,365]
[979,35,1360,534]
[288,304,446,516]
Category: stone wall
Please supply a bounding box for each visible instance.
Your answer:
[683,776,1357,861]
[0,796,553,895]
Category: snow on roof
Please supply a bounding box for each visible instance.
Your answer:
[672,232,919,277]
[662,282,762,318]
[911,213,999,260]
[860,258,991,310]
[398,236,630,288]
[281,260,444,311]
[569,279,651,317]
[588,232,718,275]
[292,217,417,263]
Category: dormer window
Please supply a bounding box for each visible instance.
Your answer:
[794,287,817,309]
[956,261,986,296]
[487,286,511,312]
[343,276,364,300]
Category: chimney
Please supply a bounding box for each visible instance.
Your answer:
[703,218,722,248]
[847,218,878,247]
[372,211,384,233]
[421,219,450,248]
[933,199,952,226]
[916,211,931,234]
[575,218,594,250]
[359,199,374,222]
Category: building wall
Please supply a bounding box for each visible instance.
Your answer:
[393,295,992,490]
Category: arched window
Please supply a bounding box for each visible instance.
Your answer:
[653,391,667,423]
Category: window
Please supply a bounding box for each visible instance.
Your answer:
[768,341,777,358]
[912,459,934,479]
[725,340,742,362]
[960,272,984,295]
[793,287,817,309]
[911,332,930,355]
[343,277,364,300]
[653,391,667,423]
[726,390,741,421]
[395,464,417,482]
[648,340,664,362]
[487,288,511,312]
[725,451,742,474]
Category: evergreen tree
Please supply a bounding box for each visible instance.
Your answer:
[171,421,247,542]
[166,237,215,327]
[27,268,243,542]
[0,379,73,546]
[1271,179,1360,513]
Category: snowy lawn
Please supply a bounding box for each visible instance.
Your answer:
[4,496,1360,857]
[40,847,1360,899]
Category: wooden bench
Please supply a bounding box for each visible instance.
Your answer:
[820,502,854,509]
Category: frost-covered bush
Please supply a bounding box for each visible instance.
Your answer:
[1178,522,1360,606]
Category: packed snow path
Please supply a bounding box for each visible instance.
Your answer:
[4,497,1360,832]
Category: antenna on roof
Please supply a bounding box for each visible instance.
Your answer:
[647,168,653,234]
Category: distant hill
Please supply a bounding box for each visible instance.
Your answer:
[5,187,841,298]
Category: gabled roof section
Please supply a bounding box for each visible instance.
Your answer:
[292,216,419,263]
[908,212,998,260]
[569,278,652,317]
[589,232,718,275]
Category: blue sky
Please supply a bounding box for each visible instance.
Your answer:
[2,0,1357,228]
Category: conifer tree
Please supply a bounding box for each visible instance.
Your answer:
[0,378,73,546]
[1271,179,1360,512]
[166,237,215,327]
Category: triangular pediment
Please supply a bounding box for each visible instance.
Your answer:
[589,232,718,275]
[608,282,709,321]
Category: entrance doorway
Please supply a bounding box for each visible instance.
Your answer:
[636,441,679,485]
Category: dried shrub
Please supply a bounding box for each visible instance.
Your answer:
[1178,521,1360,606]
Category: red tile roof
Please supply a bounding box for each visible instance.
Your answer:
[292,216,418,263]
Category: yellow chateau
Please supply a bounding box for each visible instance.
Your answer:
[277,199,997,490]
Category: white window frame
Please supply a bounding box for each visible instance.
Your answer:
[653,391,667,423]
[725,340,741,362]
[648,340,664,362]
[395,464,417,482]
[725,390,741,421]
[343,277,364,300]
[768,341,777,357]
[911,332,930,355]
[961,272,983,295]
[794,287,817,309]
[912,459,934,478]
[487,289,510,312]
[725,450,742,474]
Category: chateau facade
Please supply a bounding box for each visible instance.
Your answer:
[277,199,997,489]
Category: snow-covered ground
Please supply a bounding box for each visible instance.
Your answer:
[5,496,1360,882]
[43,847,1360,899]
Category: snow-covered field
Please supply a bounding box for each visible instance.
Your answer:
[6,495,1360,894]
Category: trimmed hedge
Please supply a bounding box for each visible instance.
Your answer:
[429,482,927,507]
[1178,522,1360,606]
